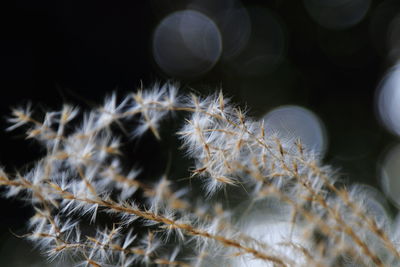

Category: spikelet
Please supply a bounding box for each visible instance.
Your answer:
[1,83,399,267]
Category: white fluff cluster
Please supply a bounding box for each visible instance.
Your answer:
[0,83,400,267]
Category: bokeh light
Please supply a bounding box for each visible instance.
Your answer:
[393,212,400,239]
[350,183,390,226]
[229,7,286,76]
[152,10,222,78]
[380,144,400,208]
[303,0,371,30]
[217,7,251,60]
[188,0,251,60]
[232,201,306,267]
[263,105,328,156]
[232,221,305,267]
[375,64,400,136]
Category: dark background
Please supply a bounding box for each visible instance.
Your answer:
[0,0,399,265]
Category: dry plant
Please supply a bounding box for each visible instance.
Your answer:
[1,83,400,266]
